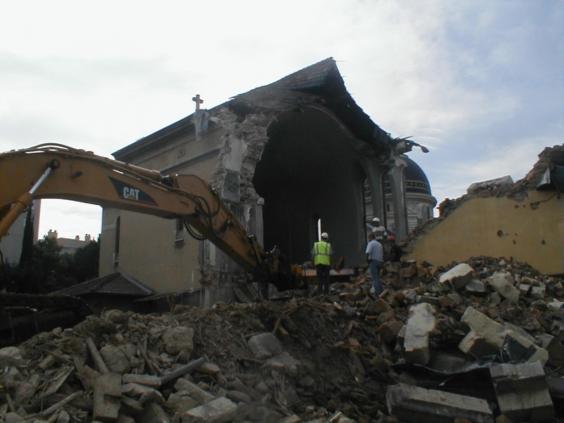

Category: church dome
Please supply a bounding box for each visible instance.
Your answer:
[403,157,432,195]
[384,156,433,195]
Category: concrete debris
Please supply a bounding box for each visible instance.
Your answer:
[404,303,436,365]
[465,279,488,294]
[467,175,514,195]
[180,396,237,423]
[490,362,554,421]
[487,272,520,303]
[439,263,474,288]
[1,255,564,422]
[162,326,194,358]
[247,332,283,359]
[386,383,494,423]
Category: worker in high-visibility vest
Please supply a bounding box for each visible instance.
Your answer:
[312,232,332,295]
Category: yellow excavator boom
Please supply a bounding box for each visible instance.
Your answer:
[0,143,281,285]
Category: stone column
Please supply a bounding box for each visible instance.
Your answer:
[362,158,386,225]
[254,197,264,246]
[388,157,409,241]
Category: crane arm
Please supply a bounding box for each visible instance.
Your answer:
[0,144,269,278]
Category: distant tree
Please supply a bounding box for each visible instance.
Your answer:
[28,236,65,293]
[69,239,99,282]
[19,207,34,266]
[0,234,100,294]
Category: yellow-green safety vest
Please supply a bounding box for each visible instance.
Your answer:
[313,241,332,266]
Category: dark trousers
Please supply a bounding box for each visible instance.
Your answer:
[316,264,331,295]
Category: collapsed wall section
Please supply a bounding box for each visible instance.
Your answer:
[405,145,564,274]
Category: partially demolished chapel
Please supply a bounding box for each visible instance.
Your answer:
[99,58,434,301]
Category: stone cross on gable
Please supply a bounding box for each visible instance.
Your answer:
[192,94,204,111]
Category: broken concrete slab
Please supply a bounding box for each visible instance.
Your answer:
[93,373,122,422]
[174,378,215,405]
[465,279,487,295]
[225,390,252,403]
[490,362,554,421]
[404,303,436,365]
[264,351,301,376]
[180,396,237,423]
[166,391,199,414]
[530,284,546,299]
[386,383,494,423]
[459,331,500,359]
[100,345,131,374]
[487,272,519,303]
[460,307,505,347]
[162,326,194,356]
[501,329,548,365]
[122,374,161,387]
[247,332,283,359]
[439,263,474,289]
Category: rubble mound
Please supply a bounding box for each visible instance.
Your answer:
[2,256,564,422]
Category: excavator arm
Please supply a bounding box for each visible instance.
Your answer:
[0,144,285,287]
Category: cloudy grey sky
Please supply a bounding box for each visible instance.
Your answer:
[0,0,562,239]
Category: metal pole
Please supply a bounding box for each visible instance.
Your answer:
[0,163,56,240]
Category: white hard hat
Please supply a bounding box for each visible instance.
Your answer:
[321,232,329,239]
[372,217,380,223]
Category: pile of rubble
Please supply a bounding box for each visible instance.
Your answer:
[1,256,564,422]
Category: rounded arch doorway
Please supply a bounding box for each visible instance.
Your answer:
[253,108,366,267]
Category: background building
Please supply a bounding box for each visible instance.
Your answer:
[0,200,40,265]
[99,58,411,304]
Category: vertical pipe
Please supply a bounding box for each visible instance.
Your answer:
[0,165,55,240]
[317,218,321,241]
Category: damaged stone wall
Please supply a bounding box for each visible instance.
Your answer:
[102,58,395,304]
[405,145,564,275]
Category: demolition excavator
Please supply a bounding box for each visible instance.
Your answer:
[0,144,296,341]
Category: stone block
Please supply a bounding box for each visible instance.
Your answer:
[459,331,499,359]
[386,383,493,423]
[181,396,238,423]
[439,263,474,288]
[226,390,252,403]
[487,272,519,303]
[530,284,546,299]
[174,378,215,405]
[264,351,301,376]
[247,332,282,359]
[518,284,531,295]
[278,415,301,423]
[100,345,131,374]
[93,373,122,422]
[465,279,487,294]
[460,307,505,348]
[502,330,548,365]
[166,392,199,414]
[490,362,554,421]
[122,374,161,387]
[195,362,221,376]
[404,303,436,365]
[547,299,564,312]
[162,326,194,356]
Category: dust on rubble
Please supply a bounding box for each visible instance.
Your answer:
[1,256,564,423]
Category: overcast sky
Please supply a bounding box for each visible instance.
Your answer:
[1,0,562,239]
